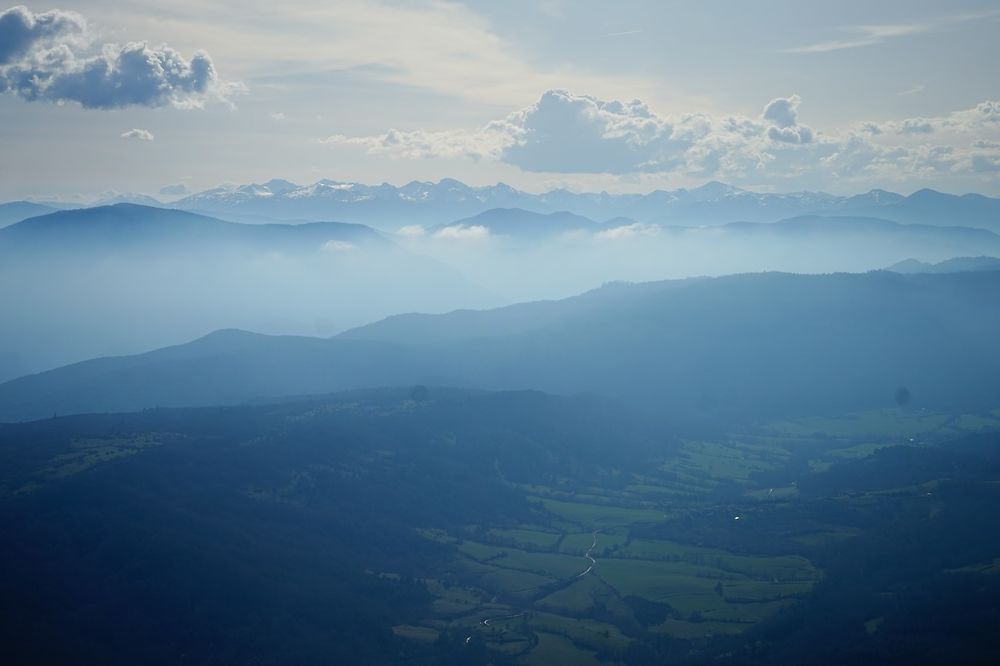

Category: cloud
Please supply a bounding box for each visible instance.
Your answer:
[870,101,1000,136]
[899,119,934,135]
[321,240,357,252]
[397,224,427,237]
[0,5,84,65]
[0,6,238,109]
[269,111,286,121]
[595,223,660,241]
[860,122,883,136]
[121,128,154,141]
[501,90,708,173]
[327,124,512,161]
[972,155,1000,173]
[329,89,710,174]
[159,183,188,196]
[434,225,489,240]
[785,10,1000,53]
[763,95,814,144]
[762,96,799,129]
[326,89,1000,188]
[898,84,925,97]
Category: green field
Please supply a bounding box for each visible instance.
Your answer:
[524,631,603,666]
[487,528,563,549]
[534,496,666,528]
[458,541,589,579]
[398,403,1000,661]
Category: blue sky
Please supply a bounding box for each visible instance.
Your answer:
[1,0,999,200]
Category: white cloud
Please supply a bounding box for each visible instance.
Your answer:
[324,89,1000,189]
[121,128,154,141]
[328,89,711,174]
[595,223,660,241]
[321,240,357,252]
[0,6,239,109]
[434,224,489,240]
[397,224,427,237]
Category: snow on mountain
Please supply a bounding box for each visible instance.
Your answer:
[169,179,1000,232]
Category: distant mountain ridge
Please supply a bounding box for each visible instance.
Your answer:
[886,256,1000,273]
[2,270,998,423]
[0,203,387,253]
[0,201,58,228]
[0,204,502,381]
[157,179,1000,231]
[8,180,1000,231]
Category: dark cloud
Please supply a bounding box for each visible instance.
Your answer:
[762,95,814,144]
[0,5,83,65]
[762,96,799,129]
[899,119,934,135]
[0,6,235,109]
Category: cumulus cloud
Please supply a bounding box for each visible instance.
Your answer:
[0,5,84,65]
[326,89,1000,188]
[762,95,814,144]
[500,90,703,173]
[899,119,934,135]
[0,6,238,109]
[121,128,154,141]
[762,96,798,129]
[329,89,710,173]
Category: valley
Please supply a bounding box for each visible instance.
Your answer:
[3,389,998,664]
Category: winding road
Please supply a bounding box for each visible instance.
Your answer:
[575,530,600,578]
[465,529,602,646]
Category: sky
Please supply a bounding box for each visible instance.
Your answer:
[1,0,999,201]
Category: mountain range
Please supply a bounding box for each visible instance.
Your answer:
[0,204,499,381]
[2,270,998,424]
[171,180,1000,231]
[4,179,1000,231]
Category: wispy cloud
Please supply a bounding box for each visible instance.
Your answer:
[897,84,925,97]
[606,29,643,37]
[785,10,1000,54]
